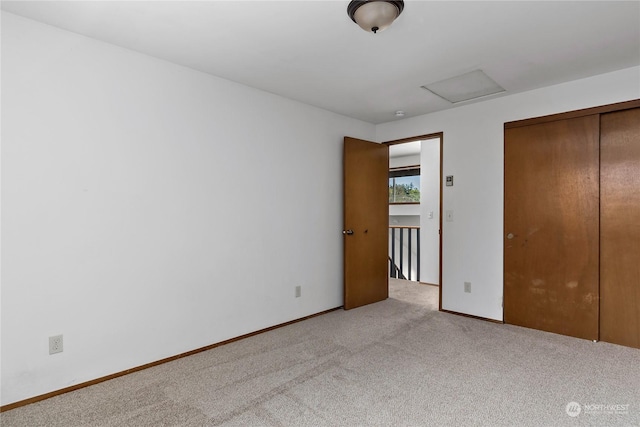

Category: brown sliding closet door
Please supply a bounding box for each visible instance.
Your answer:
[504,115,600,340]
[600,107,640,349]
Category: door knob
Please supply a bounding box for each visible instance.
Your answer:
[506,233,514,239]
[343,229,354,235]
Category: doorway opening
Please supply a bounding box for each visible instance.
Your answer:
[386,133,443,309]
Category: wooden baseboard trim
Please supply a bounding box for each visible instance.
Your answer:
[440,309,504,324]
[0,306,342,413]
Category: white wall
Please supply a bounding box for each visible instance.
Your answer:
[389,205,420,217]
[0,13,375,406]
[389,215,419,227]
[377,66,640,320]
[389,154,420,168]
[419,138,440,285]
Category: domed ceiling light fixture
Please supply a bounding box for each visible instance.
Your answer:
[347,0,404,34]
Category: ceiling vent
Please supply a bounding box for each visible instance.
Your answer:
[421,70,505,103]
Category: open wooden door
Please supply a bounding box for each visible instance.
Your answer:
[343,137,389,310]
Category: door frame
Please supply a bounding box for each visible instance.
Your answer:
[385,132,444,310]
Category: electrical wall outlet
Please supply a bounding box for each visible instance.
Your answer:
[49,335,63,355]
[464,282,472,293]
[295,286,301,298]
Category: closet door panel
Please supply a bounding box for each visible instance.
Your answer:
[504,115,600,340]
[600,107,640,349]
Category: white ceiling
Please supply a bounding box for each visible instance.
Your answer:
[3,1,639,124]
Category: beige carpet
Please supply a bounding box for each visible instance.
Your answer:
[2,280,639,426]
[389,278,438,310]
